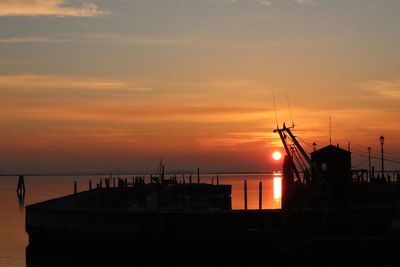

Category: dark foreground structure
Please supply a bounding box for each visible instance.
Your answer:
[25,125,400,266]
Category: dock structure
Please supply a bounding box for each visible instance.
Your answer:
[26,175,399,251]
[26,188,396,251]
[26,181,234,246]
[24,126,400,258]
[276,124,400,210]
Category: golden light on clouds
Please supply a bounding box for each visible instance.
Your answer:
[0,75,151,91]
[0,0,108,17]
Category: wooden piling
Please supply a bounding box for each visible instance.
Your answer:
[161,165,165,183]
[197,168,200,184]
[113,177,115,187]
[16,175,26,195]
[217,175,219,185]
[74,181,77,194]
[157,184,161,210]
[259,181,262,210]
[244,180,247,210]
[189,174,192,184]
[89,180,92,190]
[372,166,375,180]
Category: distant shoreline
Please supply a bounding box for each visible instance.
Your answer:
[3,169,400,177]
[0,171,281,177]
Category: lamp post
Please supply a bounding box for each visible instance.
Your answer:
[368,147,371,181]
[380,136,384,181]
[312,142,317,152]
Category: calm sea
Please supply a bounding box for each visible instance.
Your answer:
[0,173,281,267]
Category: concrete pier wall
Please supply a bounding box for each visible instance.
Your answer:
[26,189,395,246]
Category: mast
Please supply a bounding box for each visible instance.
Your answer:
[275,126,301,183]
[274,124,325,184]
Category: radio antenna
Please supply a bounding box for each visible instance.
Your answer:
[285,90,294,128]
[272,94,279,129]
[329,116,332,145]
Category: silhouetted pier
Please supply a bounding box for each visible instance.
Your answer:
[25,175,399,254]
[24,128,400,261]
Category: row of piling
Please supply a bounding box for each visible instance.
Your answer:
[74,176,267,211]
[243,180,265,211]
[73,171,221,195]
[352,169,400,184]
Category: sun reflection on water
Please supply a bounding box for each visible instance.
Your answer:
[273,173,282,200]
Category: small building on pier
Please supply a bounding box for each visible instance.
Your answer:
[311,145,352,205]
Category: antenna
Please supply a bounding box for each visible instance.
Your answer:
[272,94,279,128]
[329,116,332,145]
[285,90,295,128]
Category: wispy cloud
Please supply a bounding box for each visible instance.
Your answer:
[0,74,152,92]
[210,0,314,6]
[360,79,400,99]
[0,0,109,17]
[0,34,192,46]
[256,0,271,6]
[0,37,68,43]
[293,0,317,5]
[82,33,192,46]
[208,0,239,3]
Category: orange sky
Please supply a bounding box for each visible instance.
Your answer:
[1,1,400,173]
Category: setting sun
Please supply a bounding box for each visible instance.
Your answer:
[272,151,282,161]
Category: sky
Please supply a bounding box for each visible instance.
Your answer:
[1,0,400,174]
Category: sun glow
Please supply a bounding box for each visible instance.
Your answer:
[272,151,282,161]
[273,176,282,200]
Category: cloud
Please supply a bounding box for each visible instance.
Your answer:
[0,37,68,43]
[209,0,239,3]
[0,34,192,46]
[360,79,400,99]
[0,74,152,92]
[82,33,192,46]
[0,0,109,17]
[293,0,317,5]
[256,0,271,6]
[209,0,271,6]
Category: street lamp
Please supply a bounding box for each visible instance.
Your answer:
[380,136,384,181]
[312,142,317,152]
[368,147,371,181]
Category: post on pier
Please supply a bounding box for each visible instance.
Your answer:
[259,181,262,210]
[16,175,26,196]
[244,180,248,210]
[74,181,77,194]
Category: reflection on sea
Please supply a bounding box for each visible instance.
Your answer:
[273,173,282,200]
[17,192,25,210]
